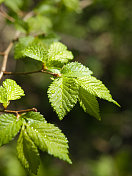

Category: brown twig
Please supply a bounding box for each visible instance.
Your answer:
[0,108,37,115]
[0,41,14,80]
[0,10,35,81]
[0,7,15,22]
[3,69,62,77]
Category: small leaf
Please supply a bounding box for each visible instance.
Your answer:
[24,42,47,63]
[48,77,79,119]
[17,126,40,174]
[79,87,101,120]
[4,0,23,12]
[14,36,34,59]
[23,112,72,163]
[62,62,93,77]
[47,42,73,67]
[77,76,120,106]
[21,111,46,123]
[3,79,25,101]
[0,113,22,146]
[27,15,52,33]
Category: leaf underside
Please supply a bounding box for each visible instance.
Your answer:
[79,87,101,120]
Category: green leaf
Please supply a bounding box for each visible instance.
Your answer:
[63,0,80,11]
[79,87,101,120]
[0,86,8,104]
[22,112,72,163]
[27,15,52,34]
[17,126,40,174]
[47,42,73,67]
[0,114,22,146]
[48,77,79,119]
[21,111,45,123]
[77,76,120,106]
[14,36,34,59]
[24,42,47,63]
[0,0,4,4]
[4,0,23,12]
[3,79,25,101]
[62,62,93,77]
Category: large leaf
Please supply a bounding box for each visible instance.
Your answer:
[48,77,79,119]
[14,36,34,59]
[22,112,72,163]
[47,42,73,67]
[79,87,101,120]
[17,126,40,174]
[77,76,119,106]
[0,114,22,146]
[3,79,25,101]
[61,62,93,77]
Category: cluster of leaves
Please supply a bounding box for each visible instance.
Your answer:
[0,80,71,174]
[15,36,119,120]
[0,111,71,174]
[0,0,120,175]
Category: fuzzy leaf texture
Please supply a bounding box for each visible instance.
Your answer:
[79,87,101,120]
[0,114,22,146]
[48,77,78,120]
[17,126,40,174]
[77,76,119,106]
[62,62,93,77]
[21,112,72,164]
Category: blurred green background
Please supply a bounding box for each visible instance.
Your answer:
[0,0,132,175]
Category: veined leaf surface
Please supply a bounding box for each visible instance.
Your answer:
[0,113,22,146]
[48,77,79,119]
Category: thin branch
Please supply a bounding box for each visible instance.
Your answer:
[0,108,37,115]
[3,69,62,77]
[0,7,15,22]
[0,10,35,81]
[0,41,14,80]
